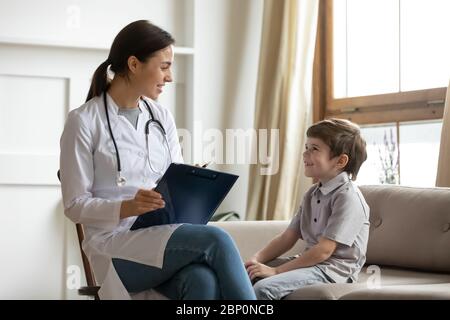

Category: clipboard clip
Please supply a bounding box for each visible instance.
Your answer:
[189,168,218,180]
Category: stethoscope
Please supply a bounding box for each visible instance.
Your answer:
[103,92,172,186]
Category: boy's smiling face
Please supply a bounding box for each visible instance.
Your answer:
[303,137,348,183]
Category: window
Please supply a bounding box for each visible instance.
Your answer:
[357,121,442,187]
[313,0,448,186]
[334,0,450,98]
[314,0,449,124]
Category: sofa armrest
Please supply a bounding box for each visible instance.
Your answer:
[209,221,306,261]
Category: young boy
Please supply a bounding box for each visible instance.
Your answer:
[245,118,370,300]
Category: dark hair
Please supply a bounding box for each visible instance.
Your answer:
[306,118,367,180]
[86,20,175,102]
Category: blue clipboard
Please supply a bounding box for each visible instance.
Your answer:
[130,163,239,230]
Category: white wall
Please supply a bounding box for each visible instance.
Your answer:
[0,42,107,300]
[0,0,192,47]
[194,0,263,218]
[0,0,263,299]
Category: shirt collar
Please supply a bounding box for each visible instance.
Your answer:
[105,93,145,115]
[314,171,350,196]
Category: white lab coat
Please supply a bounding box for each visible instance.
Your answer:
[59,93,184,300]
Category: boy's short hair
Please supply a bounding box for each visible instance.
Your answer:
[306,118,367,180]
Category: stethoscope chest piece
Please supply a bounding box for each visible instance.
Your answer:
[116,175,126,187]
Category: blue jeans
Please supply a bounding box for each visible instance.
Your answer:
[253,257,333,300]
[112,224,256,300]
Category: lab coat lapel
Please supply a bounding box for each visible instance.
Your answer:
[104,93,122,141]
[133,101,147,147]
[105,94,146,148]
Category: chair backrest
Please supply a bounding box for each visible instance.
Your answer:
[57,170,97,287]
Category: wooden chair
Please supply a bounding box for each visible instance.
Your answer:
[75,223,101,299]
[57,170,100,299]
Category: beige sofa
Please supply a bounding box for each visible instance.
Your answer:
[212,185,450,299]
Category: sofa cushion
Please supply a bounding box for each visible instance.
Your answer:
[284,282,365,300]
[339,283,450,300]
[356,266,450,286]
[360,185,450,273]
[284,266,450,300]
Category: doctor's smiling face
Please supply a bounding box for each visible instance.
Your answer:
[129,45,174,100]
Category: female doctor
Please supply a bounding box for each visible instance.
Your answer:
[60,20,256,300]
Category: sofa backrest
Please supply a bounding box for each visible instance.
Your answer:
[211,221,306,261]
[360,185,450,273]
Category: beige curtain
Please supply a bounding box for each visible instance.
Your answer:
[246,0,319,220]
[436,80,450,187]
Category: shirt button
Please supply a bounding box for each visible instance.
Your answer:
[314,218,317,223]
[138,151,145,157]
[317,200,321,204]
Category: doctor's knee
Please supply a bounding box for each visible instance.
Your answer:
[204,225,235,248]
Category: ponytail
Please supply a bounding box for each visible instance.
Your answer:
[85,21,175,102]
[86,59,111,102]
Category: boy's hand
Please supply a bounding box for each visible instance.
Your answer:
[244,257,259,268]
[246,262,278,280]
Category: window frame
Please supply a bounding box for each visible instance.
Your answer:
[313,0,447,125]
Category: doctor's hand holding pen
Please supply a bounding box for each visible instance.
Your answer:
[195,162,210,168]
[120,189,165,219]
